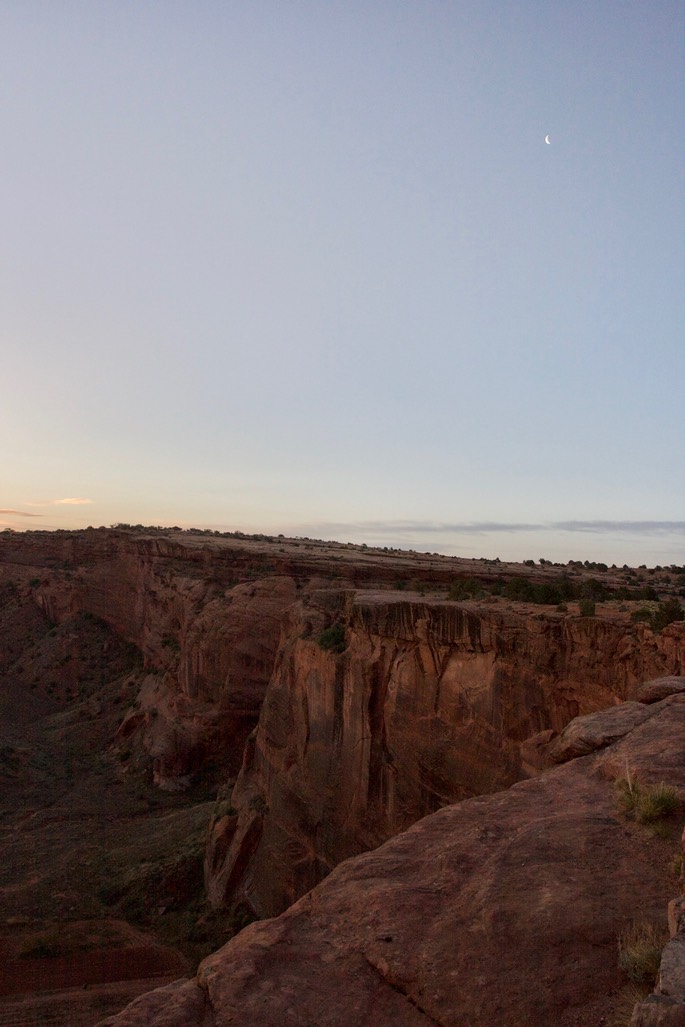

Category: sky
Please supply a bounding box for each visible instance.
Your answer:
[1,1,683,565]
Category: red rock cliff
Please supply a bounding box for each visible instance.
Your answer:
[0,529,298,781]
[207,589,684,916]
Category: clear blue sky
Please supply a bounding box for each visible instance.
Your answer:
[2,1,683,565]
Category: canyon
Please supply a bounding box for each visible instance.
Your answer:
[0,526,683,1025]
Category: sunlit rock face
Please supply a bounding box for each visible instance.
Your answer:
[207,589,684,916]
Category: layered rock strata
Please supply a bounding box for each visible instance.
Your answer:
[207,590,684,916]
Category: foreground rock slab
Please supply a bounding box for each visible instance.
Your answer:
[99,694,685,1027]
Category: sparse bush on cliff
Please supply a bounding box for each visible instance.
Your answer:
[448,578,482,600]
[317,623,347,654]
[578,598,596,617]
[651,598,684,631]
[617,773,682,824]
[618,920,664,985]
[633,782,681,823]
[630,599,683,633]
[631,607,653,624]
[496,575,578,606]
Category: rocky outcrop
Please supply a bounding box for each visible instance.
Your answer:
[638,677,685,705]
[207,591,684,916]
[630,831,685,1026]
[549,701,656,761]
[97,977,209,1027]
[98,690,685,1027]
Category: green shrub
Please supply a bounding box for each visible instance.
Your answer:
[500,576,577,606]
[317,623,346,654]
[631,600,683,632]
[618,920,663,985]
[448,577,485,601]
[652,598,684,632]
[578,598,596,617]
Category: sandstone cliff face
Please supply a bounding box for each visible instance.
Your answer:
[2,530,683,907]
[206,590,685,916]
[99,686,685,1027]
[0,530,297,782]
[113,576,298,787]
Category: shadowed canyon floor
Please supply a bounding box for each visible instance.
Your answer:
[0,528,683,1025]
[0,659,220,1025]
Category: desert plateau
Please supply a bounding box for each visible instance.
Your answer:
[0,526,684,1027]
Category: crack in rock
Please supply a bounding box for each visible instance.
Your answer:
[364,954,447,1027]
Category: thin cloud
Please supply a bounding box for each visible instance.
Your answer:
[297,519,685,538]
[296,520,543,536]
[554,520,685,535]
[25,498,93,508]
[0,509,43,518]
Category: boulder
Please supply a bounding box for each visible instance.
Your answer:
[550,701,655,762]
[637,677,685,705]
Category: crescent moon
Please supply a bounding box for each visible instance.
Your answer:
[545,135,551,144]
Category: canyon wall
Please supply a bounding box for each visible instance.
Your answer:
[2,529,683,916]
[207,589,685,916]
[0,529,299,781]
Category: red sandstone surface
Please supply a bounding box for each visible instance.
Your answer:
[99,691,685,1027]
[0,527,683,1025]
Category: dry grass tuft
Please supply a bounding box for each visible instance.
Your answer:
[618,920,664,986]
[616,770,682,825]
[610,982,652,1027]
